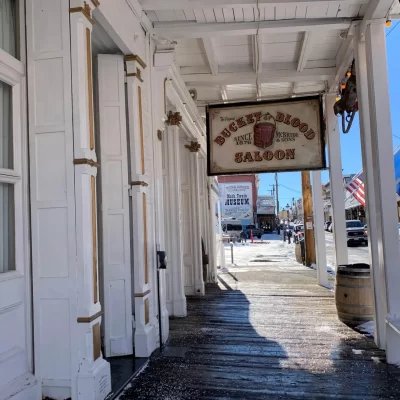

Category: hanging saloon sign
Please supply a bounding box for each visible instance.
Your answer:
[206,96,325,176]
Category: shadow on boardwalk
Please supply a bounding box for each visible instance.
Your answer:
[120,268,400,400]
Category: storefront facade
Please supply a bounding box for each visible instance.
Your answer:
[1,1,217,399]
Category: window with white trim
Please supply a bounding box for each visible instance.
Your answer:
[0,0,22,274]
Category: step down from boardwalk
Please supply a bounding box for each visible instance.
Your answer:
[105,356,148,400]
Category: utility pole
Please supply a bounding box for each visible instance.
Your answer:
[302,171,316,266]
[269,184,275,198]
[292,197,295,219]
[275,173,279,218]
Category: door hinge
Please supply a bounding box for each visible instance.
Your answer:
[128,187,132,197]
[132,315,136,329]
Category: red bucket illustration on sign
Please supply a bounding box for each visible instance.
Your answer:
[253,113,276,149]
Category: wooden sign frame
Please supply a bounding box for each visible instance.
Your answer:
[206,96,326,176]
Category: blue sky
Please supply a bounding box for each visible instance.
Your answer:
[258,23,400,209]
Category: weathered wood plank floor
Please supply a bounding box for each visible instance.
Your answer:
[120,265,400,399]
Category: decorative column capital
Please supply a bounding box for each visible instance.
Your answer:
[166,110,182,126]
[154,39,177,68]
[154,38,178,54]
[125,55,147,69]
[70,1,95,24]
[125,55,146,83]
[185,141,201,153]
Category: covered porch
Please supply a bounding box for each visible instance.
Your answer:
[118,259,400,399]
[142,0,400,364]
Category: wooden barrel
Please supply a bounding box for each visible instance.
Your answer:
[335,264,373,326]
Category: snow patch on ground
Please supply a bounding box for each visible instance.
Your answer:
[315,325,332,333]
[199,327,217,333]
[327,266,336,275]
[321,283,334,291]
[357,321,375,337]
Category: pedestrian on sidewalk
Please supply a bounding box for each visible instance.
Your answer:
[287,228,292,244]
[240,230,247,244]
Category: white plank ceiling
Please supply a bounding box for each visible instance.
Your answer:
[140,0,399,115]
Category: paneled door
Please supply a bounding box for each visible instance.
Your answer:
[0,0,32,392]
[97,55,133,357]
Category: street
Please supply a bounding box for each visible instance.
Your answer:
[220,232,370,274]
[324,231,370,267]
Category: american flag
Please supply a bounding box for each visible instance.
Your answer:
[345,173,366,207]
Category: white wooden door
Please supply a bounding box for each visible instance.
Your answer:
[97,55,133,357]
[0,77,30,393]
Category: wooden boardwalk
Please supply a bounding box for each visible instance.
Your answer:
[120,264,400,399]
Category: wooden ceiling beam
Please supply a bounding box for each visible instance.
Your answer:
[220,86,228,101]
[141,0,368,11]
[202,38,219,76]
[182,67,336,86]
[328,33,354,92]
[297,31,314,71]
[359,0,395,36]
[154,18,355,39]
[252,34,263,73]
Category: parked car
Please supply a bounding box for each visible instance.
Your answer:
[346,219,368,246]
[243,224,263,239]
[221,219,243,241]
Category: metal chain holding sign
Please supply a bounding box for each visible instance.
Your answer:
[333,60,358,134]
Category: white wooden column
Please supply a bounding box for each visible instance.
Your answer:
[163,122,187,316]
[311,171,329,287]
[69,4,112,398]
[209,180,219,283]
[126,56,157,356]
[354,25,386,349]
[326,94,348,267]
[365,22,400,363]
[217,198,226,269]
[199,155,210,282]
[150,67,170,344]
[153,45,179,323]
[187,142,205,295]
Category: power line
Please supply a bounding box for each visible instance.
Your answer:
[386,21,400,38]
[278,183,302,194]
